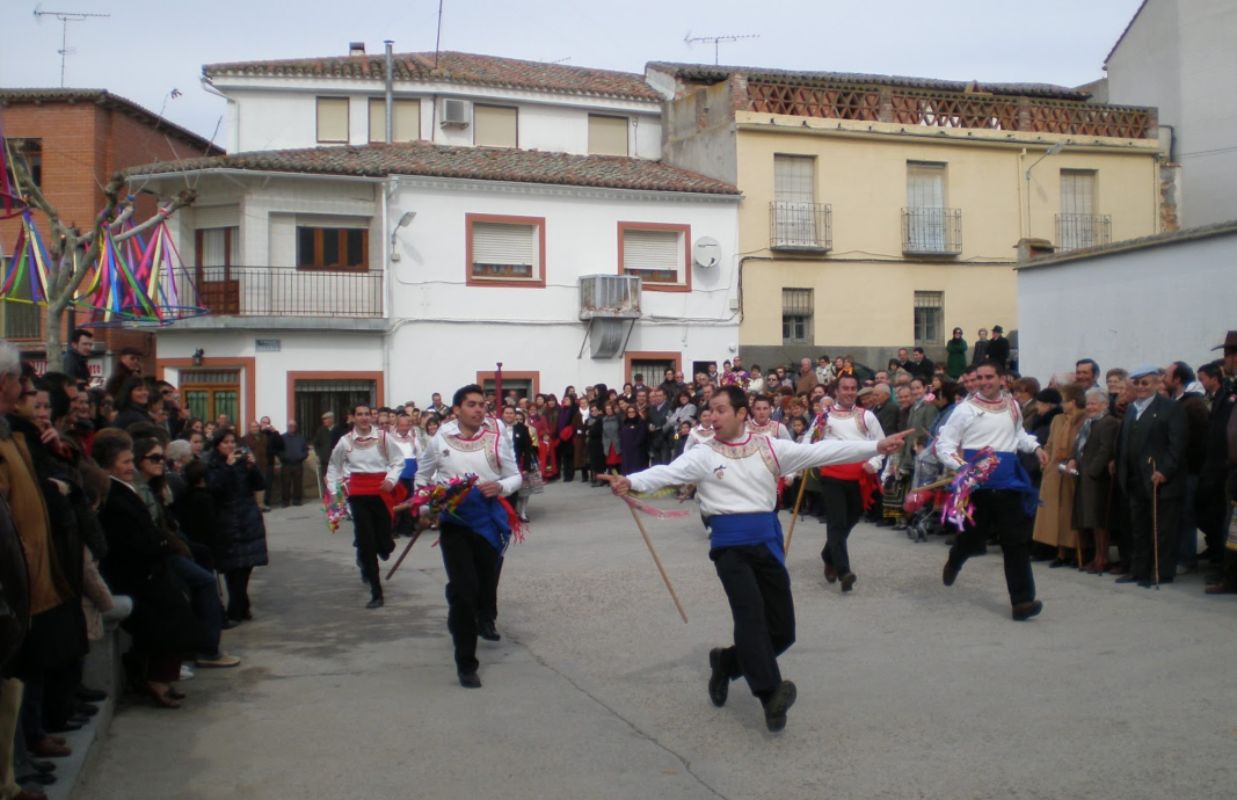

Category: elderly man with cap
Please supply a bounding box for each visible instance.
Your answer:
[985,325,1010,370]
[1204,331,1237,593]
[312,411,336,493]
[1116,365,1186,588]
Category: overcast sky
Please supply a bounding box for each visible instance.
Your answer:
[2,0,1145,146]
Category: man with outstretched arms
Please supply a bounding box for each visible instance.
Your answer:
[603,386,908,731]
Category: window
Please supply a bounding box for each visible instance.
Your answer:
[914,291,944,346]
[466,214,545,287]
[477,372,539,400]
[782,288,813,345]
[473,105,517,148]
[293,378,376,436]
[588,115,628,156]
[368,98,421,143]
[296,226,368,271]
[772,154,827,249]
[1057,169,1107,251]
[618,222,690,291]
[905,162,947,251]
[14,139,42,188]
[316,97,349,143]
[195,227,241,314]
[626,353,681,386]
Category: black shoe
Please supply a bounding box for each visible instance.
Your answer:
[74,702,99,717]
[840,572,857,592]
[762,680,797,733]
[823,563,838,584]
[1048,558,1069,568]
[942,561,960,587]
[478,620,501,642]
[45,722,82,734]
[707,648,729,707]
[75,687,106,703]
[221,619,239,630]
[1114,574,1140,584]
[366,596,384,609]
[458,671,482,689]
[1012,600,1043,621]
[17,771,55,786]
[29,760,55,774]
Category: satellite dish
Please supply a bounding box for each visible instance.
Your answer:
[693,236,721,269]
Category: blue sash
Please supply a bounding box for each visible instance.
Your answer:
[708,511,785,563]
[399,457,417,481]
[443,490,512,554]
[963,448,1039,518]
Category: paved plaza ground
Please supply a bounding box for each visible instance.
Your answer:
[79,481,1236,799]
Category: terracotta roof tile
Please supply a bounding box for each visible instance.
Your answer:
[126,141,739,196]
[205,51,661,102]
[646,62,1092,101]
[0,88,222,153]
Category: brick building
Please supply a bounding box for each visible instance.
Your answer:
[0,88,221,375]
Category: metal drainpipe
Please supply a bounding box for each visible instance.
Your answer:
[384,40,394,144]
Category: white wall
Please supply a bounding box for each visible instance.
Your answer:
[158,330,385,429]
[223,83,662,159]
[1017,232,1237,382]
[1107,0,1237,227]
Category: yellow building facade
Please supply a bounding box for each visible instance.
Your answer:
[647,64,1163,372]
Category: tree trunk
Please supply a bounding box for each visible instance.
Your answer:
[44,296,67,371]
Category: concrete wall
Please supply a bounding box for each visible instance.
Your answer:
[1017,232,1237,383]
[731,119,1160,352]
[222,82,661,158]
[1107,0,1237,227]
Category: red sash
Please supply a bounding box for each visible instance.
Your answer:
[820,462,865,482]
[347,472,409,518]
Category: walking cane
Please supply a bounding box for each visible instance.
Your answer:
[783,473,810,556]
[1149,457,1160,590]
[627,503,689,623]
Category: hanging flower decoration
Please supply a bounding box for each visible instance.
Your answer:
[398,473,479,519]
[939,447,1000,532]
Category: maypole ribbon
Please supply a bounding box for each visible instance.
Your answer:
[621,492,692,520]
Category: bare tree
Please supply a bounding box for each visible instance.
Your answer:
[5,142,195,367]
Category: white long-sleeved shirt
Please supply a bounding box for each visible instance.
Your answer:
[934,393,1041,470]
[805,406,885,471]
[388,430,420,460]
[683,425,714,452]
[628,433,879,517]
[415,423,522,496]
[325,427,405,496]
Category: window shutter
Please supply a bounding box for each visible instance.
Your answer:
[623,229,679,272]
[474,106,517,147]
[588,115,628,156]
[1060,170,1095,216]
[393,100,421,142]
[774,155,815,204]
[473,222,535,266]
[317,98,349,143]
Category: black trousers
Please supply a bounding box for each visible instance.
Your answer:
[439,522,501,674]
[819,477,862,575]
[710,545,795,697]
[225,566,254,620]
[1128,490,1181,581]
[946,490,1036,606]
[557,440,575,482]
[279,462,305,506]
[348,495,394,598]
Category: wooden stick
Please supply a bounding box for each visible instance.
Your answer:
[783,473,810,555]
[385,528,423,581]
[1150,457,1160,590]
[627,503,688,623]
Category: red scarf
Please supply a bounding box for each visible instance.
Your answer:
[347,472,409,518]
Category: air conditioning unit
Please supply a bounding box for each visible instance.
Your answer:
[441,99,470,128]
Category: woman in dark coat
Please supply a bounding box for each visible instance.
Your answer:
[93,429,196,708]
[1070,387,1121,573]
[619,406,648,476]
[555,393,582,483]
[945,327,968,379]
[205,429,268,622]
[111,376,154,431]
[585,404,606,485]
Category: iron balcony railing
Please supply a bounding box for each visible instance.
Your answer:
[770,201,832,251]
[901,207,963,256]
[1055,213,1112,252]
[191,266,383,318]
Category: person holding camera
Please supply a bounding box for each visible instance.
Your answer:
[205,429,268,623]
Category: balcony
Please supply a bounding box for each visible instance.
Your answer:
[769,202,832,252]
[1055,214,1112,253]
[901,208,963,256]
[191,266,383,319]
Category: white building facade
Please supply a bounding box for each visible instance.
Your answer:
[1016,221,1237,383]
[132,50,739,429]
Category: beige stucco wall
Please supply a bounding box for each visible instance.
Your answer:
[733,115,1161,351]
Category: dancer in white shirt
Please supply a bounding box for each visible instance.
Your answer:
[602,386,909,732]
[326,404,404,608]
[936,360,1048,620]
[416,385,522,689]
[746,395,794,441]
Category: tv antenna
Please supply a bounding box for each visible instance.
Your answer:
[33,4,111,86]
[684,32,759,65]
